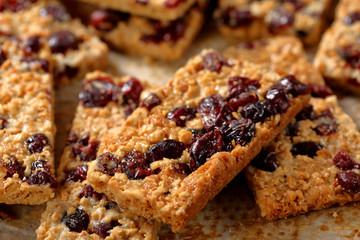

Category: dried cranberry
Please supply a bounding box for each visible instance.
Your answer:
[0,117,7,130]
[296,104,315,121]
[0,49,7,65]
[333,150,360,171]
[188,129,223,171]
[120,151,157,180]
[48,31,79,53]
[0,0,37,12]
[62,208,89,233]
[285,122,299,137]
[344,12,360,25]
[79,185,103,200]
[31,160,50,172]
[240,101,274,123]
[313,109,337,136]
[121,77,143,104]
[265,84,290,114]
[0,156,25,178]
[336,171,360,194]
[97,152,119,176]
[65,165,88,182]
[91,221,120,238]
[164,0,183,8]
[338,44,360,69]
[218,7,254,28]
[72,133,99,162]
[140,93,161,111]
[308,84,334,98]
[278,75,310,97]
[146,139,185,163]
[171,163,191,175]
[21,57,49,72]
[25,133,50,154]
[39,3,68,21]
[229,92,258,111]
[23,36,41,55]
[167,106,196,127]
[89,10,129,31]
[291,142,323,157]
[67,131,78,146]
[79,77,118,108]
[199,52,231,73]
[27,170,56,187]
[221,118,255,151]
[141,19,185,43]
[251,149,278,172]
[268,8,294,34]
[228,76,260,99]
[197,94,234,131]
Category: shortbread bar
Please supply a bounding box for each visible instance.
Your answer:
[0,40,56,205]
[0,0,109,85]
[214,0,331,45]
[37,71,159,239]
[87,49,311,232]
[314,0,360,94]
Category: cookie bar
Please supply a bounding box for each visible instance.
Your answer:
[87,1,206,60]
[0,0,109,85]
[214,0,331,45]
[87,49,311,232]
[245,95,360,219]
[314,0,360,94]
[0,40,56,205]
[223,36,325,86]
[77,0,198,21]
[37,71,159,239]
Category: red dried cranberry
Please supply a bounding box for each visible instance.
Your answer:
[228,76,260,99]
[0,117,7,130]
[123,102,138,117]
[23,36,41,55]
[188,129,223,171]
[251,149,278,172]
[296,104,315,121]
[120,151,157,180]
[141,19,185,43]
[39,3,69,21]
[89,10,129,31]
[218,7,254,28]
[240,101,274,123]
[97,152,119,176]
[0,0,37,12]
[62,208,89,233]
[336,171,360,194]
[31,159,50,172]
[21,57,50,72]
[0,49,7,65]
[313,109,337,136]
[72,132,99,162]
[278,75,310,97]
[79,77,118,108]
[167,106,196,127]
[221,118,255,151]
[65,165,88,182]
[265,84,290,114]
[66,131,78,146]
[146,139,185,163]
[268,8,294,34]
[199,52,231,73]
[344,12,360,25]
[25,133,50,154]
[333,150,360,171]
[79,185,103,200]
[121,77,143,104]
[171,163,191,175]
[197,94,234,131]
[0,156,25,179]
[164,0,183,8]
[48,30,79,53]
[229,92,258,111]
[90,221,120,238]
[27,170,56,187]
[285,122,299,137]
[140,93,161,111]
[308,84,334,98]
[291,142,323,157]
[338,44,360,69]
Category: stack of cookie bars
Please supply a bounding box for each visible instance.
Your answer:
[0,0,359,239]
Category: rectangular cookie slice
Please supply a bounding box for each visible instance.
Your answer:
[86,1,206,61]
[0,40,56,205]
[314,0,360,94]
[214,0,331,45]
[76,0,198,21]
[0,0,109,85]
[37,71,159,239]
[87,49,311,232]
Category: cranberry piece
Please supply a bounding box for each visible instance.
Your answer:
[97,152,119,176]
[120,151,157,180]
[140,93,161,111]
[27,170,56,187]
[188,129,223,171]
[23,36,41,55]
[268,8,294,34]
[229,92,258,111]
[167,106,196,127]
[344,12,360,25]
[333,150,360,171]
[79,185,103,200]
[265,84,290,114]
[278,75,310,97]
[296,104,315,121]
[48,30,79,53]
[251,149,278,172]
[313,109,337,136]
[199,52,231,73]
[65,165,88,182]
[0,0,37,12]
[0,117,7,130]
[308,84,334,98]
[171,163,191,175]
[291,142,323,157]
[218,7,254,28]
[66,131,78,146]
[146,139,185,163]
[164,0,183,8]
[121,77,143,104]
[0,156,25,179]
[62,208,89,233]
[141,19,185,43]
[91,221,120,238]
[197,94,234,131]
[0,49,7,65]
[89,10,129,31]
[285,122,299,137]
[240,101,274,123]
[338,44,360,69]
[31,160,50,172]
[21,57,50,72]
[336,171,360,194]
[228,76,260,99]
[25,133,50,154]
[72,133,99,162]
[221,118,255,151]
[79,77,118,108]
[39,3,68,21]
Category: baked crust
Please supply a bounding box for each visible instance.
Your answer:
[87,49,311,232]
